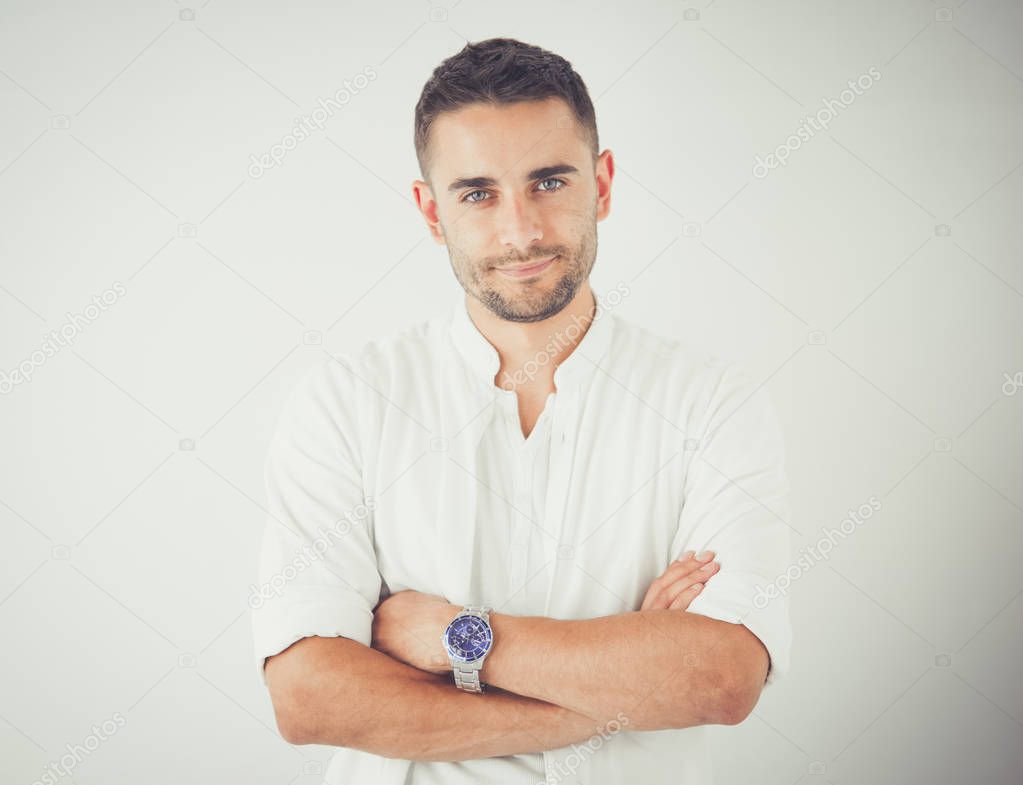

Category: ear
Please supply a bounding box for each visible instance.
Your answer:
[595,149,614,222]
[412,179,447,245]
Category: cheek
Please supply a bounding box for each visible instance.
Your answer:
[559,202,594,229]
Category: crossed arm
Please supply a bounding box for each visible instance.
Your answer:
[264,551,771,758]
[473,603,767,728]
[266,635,621,761]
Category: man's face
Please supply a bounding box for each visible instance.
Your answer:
[414,98,612,323]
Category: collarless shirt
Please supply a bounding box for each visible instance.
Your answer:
[252,289,793,785]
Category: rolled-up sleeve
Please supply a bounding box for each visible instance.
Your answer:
[250,356,381,687]
[671,362,794,686]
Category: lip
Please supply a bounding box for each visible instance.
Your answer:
[495,255,558,279]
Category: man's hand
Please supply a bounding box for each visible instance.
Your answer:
[371,590,461,675]
[639,550,719,611]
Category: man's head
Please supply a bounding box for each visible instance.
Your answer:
[412,38,614,324]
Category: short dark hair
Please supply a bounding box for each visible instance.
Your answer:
[414,37,599,183]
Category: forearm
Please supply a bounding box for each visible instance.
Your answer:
[269,636,618,761]
[479,609,746,730]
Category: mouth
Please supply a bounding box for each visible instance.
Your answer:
[494,255,559,279]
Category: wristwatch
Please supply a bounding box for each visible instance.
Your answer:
[441,605,494,693]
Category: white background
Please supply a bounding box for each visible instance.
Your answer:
[1,1,1021,783]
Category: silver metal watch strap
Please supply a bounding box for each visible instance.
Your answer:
[452,664,484,693]
[451,605,491,693]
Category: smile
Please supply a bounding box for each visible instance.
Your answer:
[494,255,559,279]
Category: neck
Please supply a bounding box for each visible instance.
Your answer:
[465,283,597,392]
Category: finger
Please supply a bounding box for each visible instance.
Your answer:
[641,550,696,610]
[662,560,719,608]
[641,551,715,610]
[651,559,719,610]
[640,551,692,610]
[668,581,704,610]
[660,550,715,585]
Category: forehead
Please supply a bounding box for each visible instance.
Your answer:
[429,97,587,184]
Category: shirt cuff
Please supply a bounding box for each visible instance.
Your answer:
[251,588,374,687]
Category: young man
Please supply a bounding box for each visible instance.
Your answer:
[252,37,792,785]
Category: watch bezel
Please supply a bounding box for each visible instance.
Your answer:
[442,612,493,663]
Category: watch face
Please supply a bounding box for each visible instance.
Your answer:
[443,615,493,662]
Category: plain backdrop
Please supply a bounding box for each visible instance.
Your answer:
[1,1,1022,783]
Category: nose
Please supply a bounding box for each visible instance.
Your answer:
[496,192,543,255]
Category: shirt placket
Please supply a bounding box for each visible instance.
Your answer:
[507,446,531,597]
[503,395,540,603]
[540,382,580,617]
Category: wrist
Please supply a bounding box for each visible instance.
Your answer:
[434,602,462,674]
[477,610,510,683]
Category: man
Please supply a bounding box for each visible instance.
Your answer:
[252,37,792,784]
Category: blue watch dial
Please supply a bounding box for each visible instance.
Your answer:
[443,615,493,662]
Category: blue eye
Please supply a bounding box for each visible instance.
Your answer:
[460,178,567,204]
[537,177,566,192]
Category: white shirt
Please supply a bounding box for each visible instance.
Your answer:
[409,388,558,785]
[251,288,793,785]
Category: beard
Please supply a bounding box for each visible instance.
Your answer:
[446,216,598,324]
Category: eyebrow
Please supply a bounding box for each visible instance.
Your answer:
[447,163,580,193]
